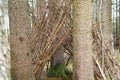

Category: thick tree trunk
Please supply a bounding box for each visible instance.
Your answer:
[73,0,93,80]
[9,0,35,80]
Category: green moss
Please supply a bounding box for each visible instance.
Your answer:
[47,64,66,78]
[65,69,73,80]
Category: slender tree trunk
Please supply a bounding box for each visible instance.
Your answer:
[9,0,35,80]
[101,0,113,51]
[73,0,93,80]
[100,0,113,70]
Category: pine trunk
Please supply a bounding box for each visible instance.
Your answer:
[73,0,93,80]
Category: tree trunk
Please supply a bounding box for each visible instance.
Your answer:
[100,0,113,70]
[73,0,93,80]
[101,0,113,51]
[9,0,35,80]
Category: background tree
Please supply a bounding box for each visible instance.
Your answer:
[102,0,113,52]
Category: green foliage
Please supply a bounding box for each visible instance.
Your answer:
[43,77,61,80]
[47,64,66,78]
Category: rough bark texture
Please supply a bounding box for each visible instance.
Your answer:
[9,0,35,80]
[73,0,93,80]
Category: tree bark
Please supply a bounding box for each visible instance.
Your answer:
[73,0,93,80]
[9,0,35,80]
